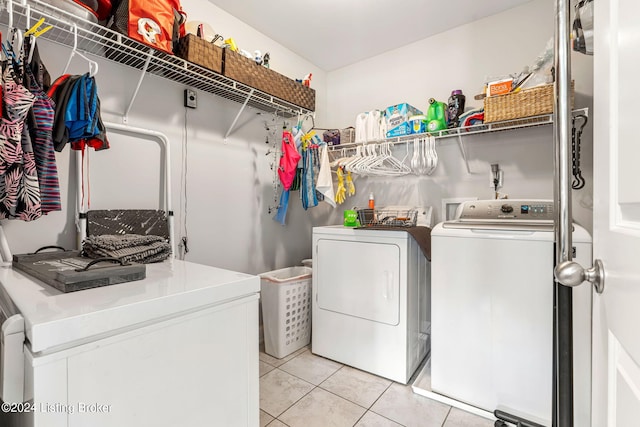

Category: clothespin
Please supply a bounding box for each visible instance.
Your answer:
[32,25,53,38]
[25,18,52,38]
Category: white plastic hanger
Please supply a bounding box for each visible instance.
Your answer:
[63,23,99,77]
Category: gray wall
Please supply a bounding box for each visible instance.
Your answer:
[324,0,594,230]
[1,0,594,275]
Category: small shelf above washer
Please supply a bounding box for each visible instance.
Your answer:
[1,0,313,118]
[329,107,589,151]
[328,107,589,175]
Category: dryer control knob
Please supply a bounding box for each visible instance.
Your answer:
[501,204,514,213]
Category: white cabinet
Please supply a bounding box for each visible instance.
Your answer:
[0,260,260,427]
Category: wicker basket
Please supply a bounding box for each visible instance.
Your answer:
[340,127,355,144]
[484,82,575,123]
[223,49,316,111]
[175,34,223,73]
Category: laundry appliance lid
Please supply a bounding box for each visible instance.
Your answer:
[0,259,259,353]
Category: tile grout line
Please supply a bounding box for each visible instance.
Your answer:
[270,361,403,423]
[261,350,418,426]
[367,410,409,427]
[351,411,367,426]
[267,368,318,420]
[364,381,412,426]
[269,418,291,427]
[369,380,394,409]
[440,406,453,427]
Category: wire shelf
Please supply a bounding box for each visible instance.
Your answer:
[328,107,589,151]
[1,0,312,118]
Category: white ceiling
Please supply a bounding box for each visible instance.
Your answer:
[207,0,533,71]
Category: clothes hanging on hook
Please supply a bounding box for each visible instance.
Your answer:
[277,129,300,191]
[0,59,42,221]
[24,36,51,91]
[300,144,318,210]
[47,73,109,152]
[25,62,61,215]
[315,144,335,207]
[0,29,66,221]
[47,70,109,212]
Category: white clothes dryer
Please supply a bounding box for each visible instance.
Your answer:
[430,200,592,427]
[312,226,430,384]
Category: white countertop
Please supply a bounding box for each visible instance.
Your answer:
[0,259,259,353]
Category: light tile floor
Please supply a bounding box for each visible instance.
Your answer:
[259,346,495,427]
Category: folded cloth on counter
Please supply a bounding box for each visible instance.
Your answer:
[82,234,171,264]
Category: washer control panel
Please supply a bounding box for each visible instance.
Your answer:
[456,200,555,221]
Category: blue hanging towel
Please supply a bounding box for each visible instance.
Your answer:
[65,73,99,140]
[274,189,290,225]
[301,147,318,210]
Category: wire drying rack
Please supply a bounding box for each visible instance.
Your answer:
[356,208,418,229]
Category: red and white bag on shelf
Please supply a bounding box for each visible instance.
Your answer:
[108,0,187,54]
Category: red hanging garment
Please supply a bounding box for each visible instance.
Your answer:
[278,130,301,191]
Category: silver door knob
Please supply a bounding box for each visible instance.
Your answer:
[554,259,605,294]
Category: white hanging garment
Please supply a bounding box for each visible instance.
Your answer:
[316,144,336,207]
[365,110,381,141]
[355,113,367,143]
[379,114,388,139]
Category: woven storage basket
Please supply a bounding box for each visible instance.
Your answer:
[484,82,575,123]
[223,49,315,111]
[340,127,355,144]
[175,34,223,73]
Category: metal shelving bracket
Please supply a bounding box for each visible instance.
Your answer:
[123,48,154,123]
[224,88,255,143]
[456,134,473,174]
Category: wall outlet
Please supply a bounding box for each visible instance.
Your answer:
[184,89,197,109]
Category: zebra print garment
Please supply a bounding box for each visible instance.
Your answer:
[0,65,41,221]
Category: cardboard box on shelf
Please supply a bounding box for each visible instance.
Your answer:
[384,103,423,138]
[487,78,514,97]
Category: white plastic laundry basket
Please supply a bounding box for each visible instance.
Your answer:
[260,266,312,359]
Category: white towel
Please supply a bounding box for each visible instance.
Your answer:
[316,145,336,207]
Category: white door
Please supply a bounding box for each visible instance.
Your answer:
[591,0,640,424]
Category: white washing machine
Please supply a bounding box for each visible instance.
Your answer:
[312,225,430,384]
[430,200,592,427]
